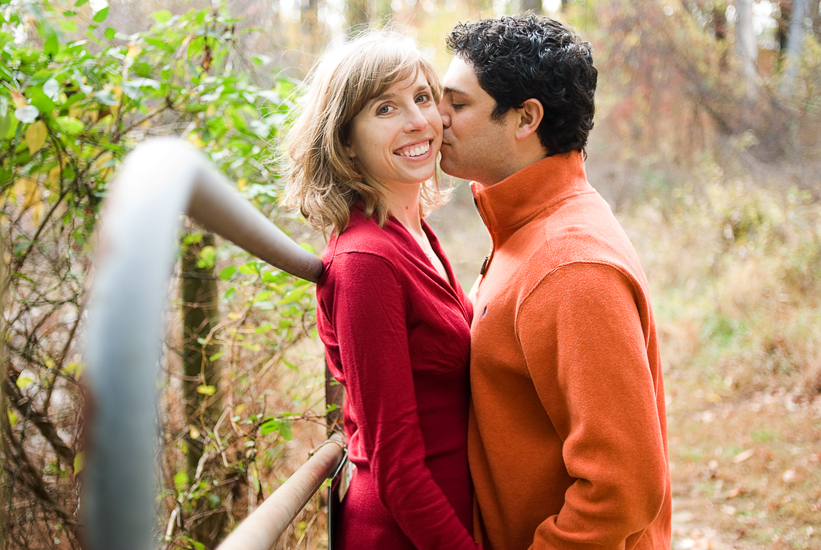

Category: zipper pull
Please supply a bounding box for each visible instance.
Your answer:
[480,255,490,276]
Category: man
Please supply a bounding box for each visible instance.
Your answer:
[438,13,672,550]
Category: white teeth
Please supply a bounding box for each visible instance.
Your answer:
[399,141,430,157]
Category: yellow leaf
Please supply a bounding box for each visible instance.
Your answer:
[25,120,48,155]
[237,178,247,191]
[65,362,84,376]
[189,426,200,440]
[126,43,142,59]
[15,177,39,208]
[47,166,60,184]
[196,384,216,396]
[30,202,44,225]
[206,104,217,117]
[187,134,205,148]
[234,403,246,416]
[74,451,84,474]
[95,151,112,171]
[69,106,84,119]
[16,375,34,389]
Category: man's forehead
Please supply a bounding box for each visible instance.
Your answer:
[442,57,480,95]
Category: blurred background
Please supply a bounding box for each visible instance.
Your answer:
[0,0,819,548]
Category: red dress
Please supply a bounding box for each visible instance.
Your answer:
[317,206,478,550]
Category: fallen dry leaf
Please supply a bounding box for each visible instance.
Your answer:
[733,449,754,463]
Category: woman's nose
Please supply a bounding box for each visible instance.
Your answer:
[405,106,428,132]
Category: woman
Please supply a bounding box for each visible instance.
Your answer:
[284,32,479,550]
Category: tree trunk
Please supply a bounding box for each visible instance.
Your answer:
[781,0,808,96]
[522,0,542,14]
[811,0,820,38]
[301,0,323,55]
[180,230,225,545]
[346,0,371,37]
[736,0,759,100]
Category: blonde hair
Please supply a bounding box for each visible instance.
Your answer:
[282,31,445,236]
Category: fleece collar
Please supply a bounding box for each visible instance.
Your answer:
[471,151,591,240]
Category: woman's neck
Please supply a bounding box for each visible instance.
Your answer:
[382,183,423,236]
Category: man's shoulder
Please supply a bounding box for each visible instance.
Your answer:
[540,193,644,279]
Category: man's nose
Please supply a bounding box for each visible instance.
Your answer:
[438,104,451,128]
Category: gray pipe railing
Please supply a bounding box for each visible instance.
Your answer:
[83,137,343,550]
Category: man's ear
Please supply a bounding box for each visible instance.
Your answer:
[514,98,544,141]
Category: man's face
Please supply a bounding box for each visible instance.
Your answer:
[438,56,517,186]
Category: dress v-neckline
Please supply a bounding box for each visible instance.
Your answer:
[389,215,457,292]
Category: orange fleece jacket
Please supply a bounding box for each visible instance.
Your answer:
[468,151,672,550]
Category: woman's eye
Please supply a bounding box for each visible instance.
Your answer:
[416,93,431,104]
[377,104,394,115]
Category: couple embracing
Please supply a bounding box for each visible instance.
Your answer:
[284,13,672,550]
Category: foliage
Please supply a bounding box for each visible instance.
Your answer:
[589,0,821,170]
[0,1,321,547]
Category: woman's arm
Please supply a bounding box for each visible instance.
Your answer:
[328,251,479,550]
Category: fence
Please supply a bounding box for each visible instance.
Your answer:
[83,137,344,550]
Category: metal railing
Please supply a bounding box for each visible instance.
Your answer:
[83,137,344,550]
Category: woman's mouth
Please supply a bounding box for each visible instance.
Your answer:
[395,140,432,158]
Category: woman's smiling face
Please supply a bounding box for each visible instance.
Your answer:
[346,71,443,192]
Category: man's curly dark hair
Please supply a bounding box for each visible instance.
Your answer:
[446,13,597,156]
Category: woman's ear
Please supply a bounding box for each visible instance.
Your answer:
[514,98,544,141]
[344,141,356,159]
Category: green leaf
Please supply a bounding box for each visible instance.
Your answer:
[254,323,273,334]
[7,409,18,427]
[282,359,298,371]
[208,350,224,362]
[173,471,189,492]
[252,54,272,67]
[0,97,10,139]
[93,91,118,106]
[196,245,215,269]
[74,0,89,6]
[104,27,115,40]
[151,9,173,24]
[260,419,279,435]
[277,286,307,304]
[219,264,237,280]
[44,33,59,56]
[182,537,205,550]
[56,116,84,135]
[279,421,293,441]
[92,7,109,23]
